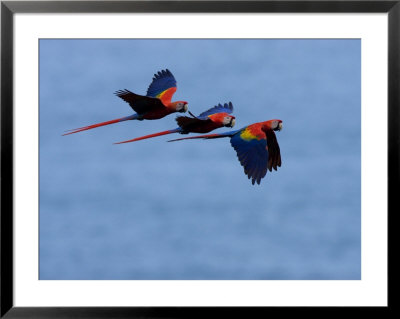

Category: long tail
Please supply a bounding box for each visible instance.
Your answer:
[168,130,239,142]
[114,128,181,144]
[62,114,138,136]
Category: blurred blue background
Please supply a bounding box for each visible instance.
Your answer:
[39,39,360,280]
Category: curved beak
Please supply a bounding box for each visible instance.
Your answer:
[181,103,188,113]
[278,122,283,131]
[230,118,236,128]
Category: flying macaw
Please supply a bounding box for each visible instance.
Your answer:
[168,120,283,185]
[114,102,236,144]
[63,69,188,136]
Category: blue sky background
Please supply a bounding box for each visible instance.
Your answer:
[39,39,361,279]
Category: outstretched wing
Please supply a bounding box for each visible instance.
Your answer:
[176,116,211,130]
[265,129,282,171]
[230,126,270,185]
[115,89,166,115]
[146,69,177,105]
[198,102,233,118]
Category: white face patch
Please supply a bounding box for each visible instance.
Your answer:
[271,120,282,131]
[178,103,188,112]
[223,116,232,125]
[223,117,235,127]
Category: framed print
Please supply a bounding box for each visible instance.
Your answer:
[1,0,396,317]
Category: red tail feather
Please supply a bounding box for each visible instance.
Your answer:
[168,133,223,142]
[114,129,179,144]
[63,116,134,136]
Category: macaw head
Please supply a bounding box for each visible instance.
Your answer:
[174,101,189,113]
[208,112,236,128]
[263,119,283,132]
[223,115,236,128]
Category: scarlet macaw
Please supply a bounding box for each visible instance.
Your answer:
[168,120,282,185]
[63,69,188,135]
[114,102,236,144]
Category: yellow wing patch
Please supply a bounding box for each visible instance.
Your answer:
[156,87,177,106]
[240,127,262,141]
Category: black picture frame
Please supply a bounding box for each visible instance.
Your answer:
[1,1,396,317]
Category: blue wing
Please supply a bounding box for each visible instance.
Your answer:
[230,128,269,185]
[146,69,177,98]
[198,102,233,118]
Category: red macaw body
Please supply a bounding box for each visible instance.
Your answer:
[169,119,283,185]
[63,69,188,136]
[115,102,236,144]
